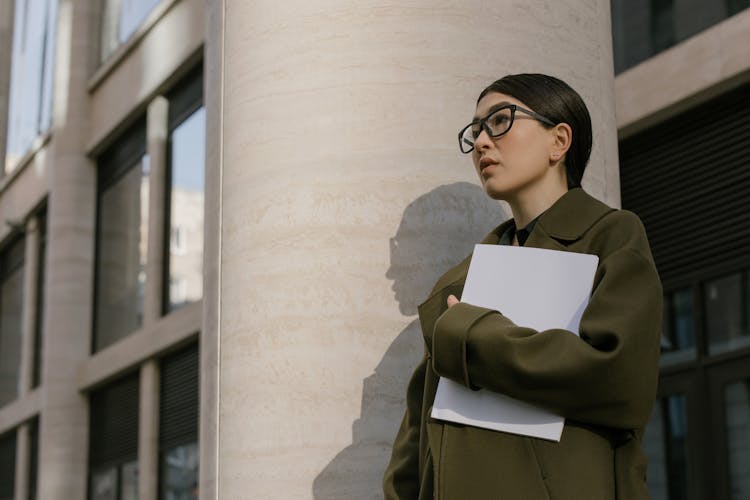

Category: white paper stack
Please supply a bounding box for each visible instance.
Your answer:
[431,244,599,441]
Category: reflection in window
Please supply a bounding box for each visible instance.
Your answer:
[0,239,25,407]
[167,107,205,312]
[705,273,748,355]
[120,460,138,500]
[661,288,696,364]
[5,0,58,173]
[644,394,689,500]
[725,380,750,499]
[95,155,149,351]
[90,468,117,500]
[161,442,199,500]
[100,0,162,62]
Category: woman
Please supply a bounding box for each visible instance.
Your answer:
[383,74,662,500]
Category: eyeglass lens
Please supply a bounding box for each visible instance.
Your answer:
[460,106,514,153]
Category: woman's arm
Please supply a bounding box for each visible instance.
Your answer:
[431,216,663,430]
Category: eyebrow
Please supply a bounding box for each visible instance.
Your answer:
[472,101,513,122]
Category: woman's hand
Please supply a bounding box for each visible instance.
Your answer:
[447,295,460,308]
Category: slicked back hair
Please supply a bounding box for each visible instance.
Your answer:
[478,74,592,189]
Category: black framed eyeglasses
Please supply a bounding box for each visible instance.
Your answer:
[458,104,556,154]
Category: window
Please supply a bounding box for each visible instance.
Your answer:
[0,238,25,407]
[165,68,204,313]
[725,379,750,499]
[5,0,58,173]
[100,0,162,62]
[33,210,47,388]
[620,83,750,499]
[705,272,749,355]
[159,344,199,500]
[610,0,746,73]
[170,226,186,256]
[0,430,16,500]
[94,120,148,352]
[644,394,690,500]
[660,288,696,364]
[89,373,139,500]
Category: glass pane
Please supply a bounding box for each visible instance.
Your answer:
[725,380,750,500]
[100,0,161,61]
[0,431,17,499]
[167,107,205,312]
[705,273,748,354]
[120,460,138,500]
[643,394,689,500]
[660,289,696,364]
[727,0,750,16]
[5,0,58,173]
[0,244,24,407]
[90,467,117,500]
[161,442,199,500]
[95,156,149,351]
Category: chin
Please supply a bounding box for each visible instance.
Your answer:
[481,179,514,201]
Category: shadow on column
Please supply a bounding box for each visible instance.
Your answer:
[313,181,507,499]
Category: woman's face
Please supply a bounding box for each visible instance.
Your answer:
[471,92,558,201]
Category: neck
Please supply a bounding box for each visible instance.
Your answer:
[507,181,569,229]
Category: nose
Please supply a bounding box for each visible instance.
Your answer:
[473,127,493,151]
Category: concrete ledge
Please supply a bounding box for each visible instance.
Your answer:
[615,7,750,138]
[0,388,41,435]
[78,300,201,391]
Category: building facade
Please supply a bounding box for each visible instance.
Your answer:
[0,1,746,499]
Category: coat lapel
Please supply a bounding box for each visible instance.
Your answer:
[416,188,615,335]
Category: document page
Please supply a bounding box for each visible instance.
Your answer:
[431,244,599,441]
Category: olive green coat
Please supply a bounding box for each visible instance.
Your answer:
[383,188,663,500]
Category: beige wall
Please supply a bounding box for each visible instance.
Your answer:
[204,1,620,498]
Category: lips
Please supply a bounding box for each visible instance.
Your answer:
[479,157,498,171]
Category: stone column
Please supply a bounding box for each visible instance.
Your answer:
[203,1,619,498]
[0,0,14,174]
[18,217,40,395]
[13,424,29,500]
[138,95,169,500]
[37,1,96,498]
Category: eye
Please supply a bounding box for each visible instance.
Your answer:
[489,114,510,127]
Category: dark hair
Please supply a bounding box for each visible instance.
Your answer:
[477,74,592,189]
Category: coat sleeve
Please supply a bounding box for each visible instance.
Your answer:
[383,351,427,499]
[431,228,663,430]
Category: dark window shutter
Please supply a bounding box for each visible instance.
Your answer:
[0,430,16,500]
[89,372,140,467]
[619,82,750,290]
[160,343,199,450]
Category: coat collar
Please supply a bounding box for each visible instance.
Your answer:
[535,187,614,240]
[485,187,614,245]
[418,188,614,309]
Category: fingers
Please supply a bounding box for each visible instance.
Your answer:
[447,295,459,308]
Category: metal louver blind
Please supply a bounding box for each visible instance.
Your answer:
[0,430,16,499]
[619,82,750,290]
[89,372,139,466]
[160,343,199,450]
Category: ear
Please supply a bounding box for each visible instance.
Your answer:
[549,123,572,164]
